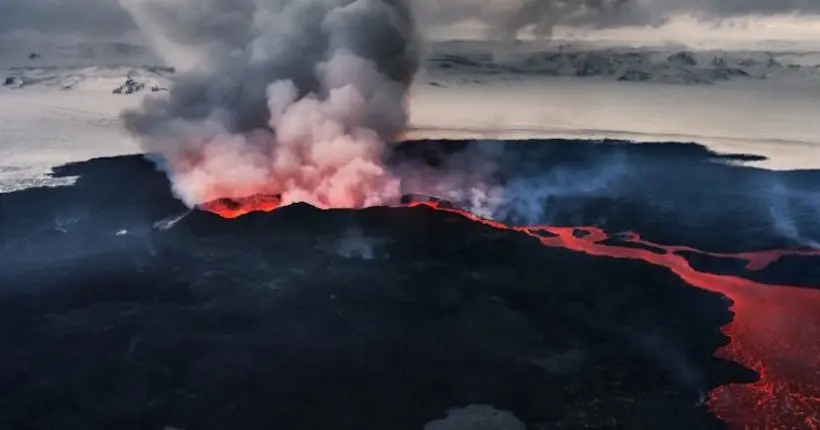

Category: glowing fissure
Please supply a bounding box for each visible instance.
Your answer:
[201,195,283,219]
[201,199,820,430]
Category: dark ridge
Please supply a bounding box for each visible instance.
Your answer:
[390,138,768,168]
[527,228,560,239]
[391,139,819,252]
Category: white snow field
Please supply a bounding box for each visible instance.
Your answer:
[408,75,820,170]
[1,38,820,193]
[0,87,146,192]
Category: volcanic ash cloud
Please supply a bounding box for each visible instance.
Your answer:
[120,0,419,209]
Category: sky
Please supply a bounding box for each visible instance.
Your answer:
[2,0,820,43]
[0,0,137,37]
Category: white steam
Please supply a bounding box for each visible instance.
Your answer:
[764,182,820,249]
[147,52,404,208]
[120,0,418,209]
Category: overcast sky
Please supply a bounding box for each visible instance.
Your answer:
[0,0,136,37]
[3,0,820,40]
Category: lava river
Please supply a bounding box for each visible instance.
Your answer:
[200,198,820,430]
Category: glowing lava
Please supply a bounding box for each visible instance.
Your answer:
[201,198,820,429]
[200,194,282,219]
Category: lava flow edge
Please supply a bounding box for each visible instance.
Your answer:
[198,196,820,430]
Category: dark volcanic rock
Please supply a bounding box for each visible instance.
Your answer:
[574,52,618,76]
[703,67,751,81]
[2,139,819,430]
[711,56,727,68]
[668,51,698,66]
[0,199,734,430]
[113,77,146,95]
[617,68,652,82]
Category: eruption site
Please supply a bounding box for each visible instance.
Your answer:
[200,195,820,430]
[200,194,283,219]
[121,0,419,209]
[117,0,820,428]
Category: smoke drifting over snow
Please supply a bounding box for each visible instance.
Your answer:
[120,0,419,209]
[115,0,820,243]
[120,0,634,218]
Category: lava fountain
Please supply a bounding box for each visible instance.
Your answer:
[201,197,820,430]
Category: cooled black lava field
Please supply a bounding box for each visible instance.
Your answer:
[1,139,819,430]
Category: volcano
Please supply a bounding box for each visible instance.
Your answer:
[1,139,819,430]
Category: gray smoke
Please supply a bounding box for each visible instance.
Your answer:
[119,0,419,209]
[763,181,820,249]
[394,141,629,224]
[393,141,508,218]
[418,0,820,39]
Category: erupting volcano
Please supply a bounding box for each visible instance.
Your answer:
[200,195,283,219]
[114,0,820,426]
[201,195,820,430]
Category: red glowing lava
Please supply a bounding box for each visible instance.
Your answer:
[200,194,282,219]
[202,198,820,429]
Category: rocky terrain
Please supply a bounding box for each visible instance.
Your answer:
[425,42,820,85]
[1,139,818,429]
[1,65,173,92]
[3,40,820,95]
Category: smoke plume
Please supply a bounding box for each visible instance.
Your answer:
[763,181,820,249]
[120,0,419,209]
[392,141,628,225]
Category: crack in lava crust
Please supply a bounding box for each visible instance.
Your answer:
[201,198,820,429]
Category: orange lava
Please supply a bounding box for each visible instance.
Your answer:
[202,198,820,429]
[200,194,282,219]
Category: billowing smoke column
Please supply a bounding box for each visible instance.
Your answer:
[120,0,419,209]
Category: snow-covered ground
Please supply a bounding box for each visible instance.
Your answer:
[409,74,820,170]
[0,88,143,192]
[423,40,820,84]
[1,38,820,193]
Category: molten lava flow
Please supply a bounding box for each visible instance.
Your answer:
[199,194,282,219]
[202,197,820,429]
[416,201,820,430]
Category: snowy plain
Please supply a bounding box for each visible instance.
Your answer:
[1,37,820,194]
